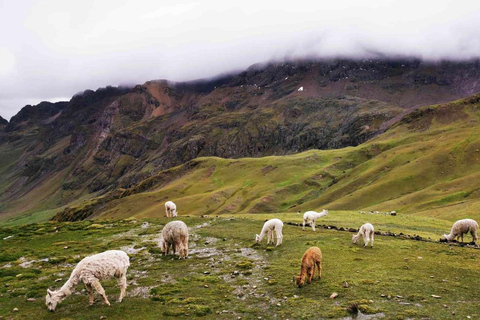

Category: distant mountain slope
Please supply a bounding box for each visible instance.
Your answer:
[1,58,480,224]
[51,93,480,223]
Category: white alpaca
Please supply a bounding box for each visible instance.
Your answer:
[165,201,177,217]
[443,219,478,244]
[159,220,189,258]
[302,209,328,231]
[45,250,129,311]
[255,218,284,246]
[352,223,375,248]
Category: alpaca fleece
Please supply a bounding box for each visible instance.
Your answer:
[165,201,177,217]
[160,220,189,258]
[45,250,129,311]
[295,247,322,287]
[352,223,375,248]
[302,209,328,231]
[443,219,478,244]
[255,218,284,246]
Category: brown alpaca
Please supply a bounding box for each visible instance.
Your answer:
[294,247,322,287]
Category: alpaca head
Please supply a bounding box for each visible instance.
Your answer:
[45,289,63,311]
[442,234,451,240]
[255,234,260,243]
[159,238,166,252]
[323,209,328,216]
[172,210,178,217]
[294,275,305,287]
[352,234,360,244]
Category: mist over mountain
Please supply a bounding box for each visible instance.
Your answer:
[2,0,480,120]
[1,57,480,223]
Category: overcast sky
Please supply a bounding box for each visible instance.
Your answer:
[1,0,480,120]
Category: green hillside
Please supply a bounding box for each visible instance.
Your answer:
[2,60,480,225]
[30,93,479,224]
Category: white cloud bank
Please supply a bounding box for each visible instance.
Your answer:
[1,0,480,119]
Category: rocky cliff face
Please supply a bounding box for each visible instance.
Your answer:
[1,58,480,221]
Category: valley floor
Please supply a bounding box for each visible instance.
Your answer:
[0,212,479,319]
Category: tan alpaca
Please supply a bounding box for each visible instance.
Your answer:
[294,247,322,287]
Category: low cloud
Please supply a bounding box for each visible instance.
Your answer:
[1,0,480,119]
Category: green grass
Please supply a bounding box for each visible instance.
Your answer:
[0,214,479,319]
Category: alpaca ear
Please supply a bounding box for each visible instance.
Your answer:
[47,289,53,297]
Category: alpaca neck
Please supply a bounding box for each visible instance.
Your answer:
[258,230,268,242]
[298,266,307,282]
[314,211,326,219]
[444,232,454,240]
[58,274,78,297]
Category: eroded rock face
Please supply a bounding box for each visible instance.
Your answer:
[2,58,480,218]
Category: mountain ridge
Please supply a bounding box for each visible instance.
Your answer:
[1,57,480,224]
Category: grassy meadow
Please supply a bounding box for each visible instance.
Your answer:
[0,213,479,319]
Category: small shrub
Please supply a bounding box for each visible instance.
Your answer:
[235,260,254,269]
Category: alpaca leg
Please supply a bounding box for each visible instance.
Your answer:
[117,274,127,302]
[177,244,183,258]
[316,261,322,279]
[179,243,187,259]
[85,283,94,306]
[92,280,110,306]
[364,235,369,247]
[311,221,316,232]
[276,229,283,246]
[267,230,273,245]
[164,243,169,255]
[370,232,374,248]
[307,269,313,284]
[302,219,306,231]
[182,240,188,258]
[461,233,464,243]
[472,230,478,245]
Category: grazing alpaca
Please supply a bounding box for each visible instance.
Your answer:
[45,250,130,311]
[302,209,328,231]
[294,247,322,287]
[255,218,284,246]
[352,223,375,248]
[159,220,189,258]
[164,201,177,217]
[443,219,478,244]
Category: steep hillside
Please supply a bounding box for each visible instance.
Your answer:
[1,58,480,223]
[48,93,480,223]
